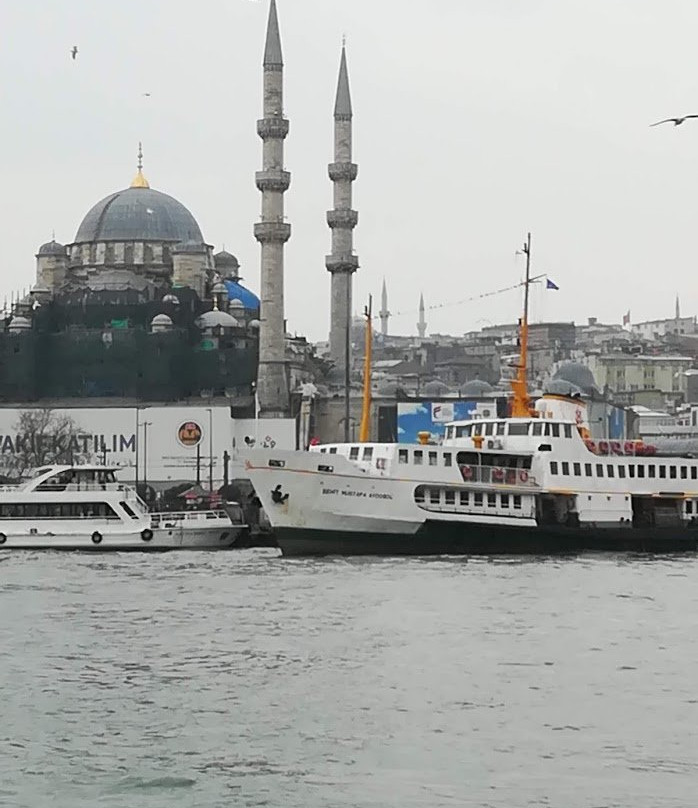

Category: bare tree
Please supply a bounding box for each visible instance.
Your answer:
[0,409,93,479]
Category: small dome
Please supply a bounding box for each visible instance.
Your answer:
[378,381,401,396]
[459,379,493,396]
[30,284,51,295]
[150,313,173,333]
[196,309,239,330]
[172,239,206,254]
[37,240,66,256]
[229,298,245,315]
[162,293,180,305]
[554,362,597,393]
[424,379,451,397]
[214,250,239,269]
[545,379,583,397]
[248,319,261,329]
[211,281,228,297]
[223,279,260,310]
[8,315,32,332]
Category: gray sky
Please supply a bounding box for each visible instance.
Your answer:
[1,0,697,341]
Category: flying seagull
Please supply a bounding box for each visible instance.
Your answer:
[70,45,78,60]
[650,115,698,127]
[142,92,151,97]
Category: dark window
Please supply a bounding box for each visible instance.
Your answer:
[670,466,677,479]
[485,422,494,436]
[445,490,455,505]
[415,487,425,503]
[692,467,697,480]
[681,466,688,480]
[659,466,666,479]
[474,492,483,507]
[487,493,496,507]
[532,422,543,436]
[551,424,560,438]
[398,449,408,464]
[629,465,635,478]
[473,423,483,436]
[618,466,626,478]
[550,461,559,475]
[414,451,423,465]
[648,465,656,478]
[561,462,569,475]
[349,447,359,460]
[120,501,137,519]
[687,500,694,515]
[455,425,471,438]
[443,453,452,467]
[563,424,572,438]
[428,452,438,466]
[513,495,522,509]
[596,464,604,477]
[508,423,529,436]
[501,494,509,508]
[318,464,334,473]
[428,488,440,504]
[607,465,615,478]
[459,491,469,506]
[585,463,592,477]
[573,462,581,476]
[496,422,506,435]
[362,447,373,460]
[637,466,645,479]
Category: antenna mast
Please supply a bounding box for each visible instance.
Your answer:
[511,232,532,417]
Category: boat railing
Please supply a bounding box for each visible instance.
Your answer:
[458,463,537,487]
[150,509,231,526]
[31,481,138,494]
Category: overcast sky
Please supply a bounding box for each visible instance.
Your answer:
[1,0,697,341]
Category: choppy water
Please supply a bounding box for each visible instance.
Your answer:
[1,550,697,807]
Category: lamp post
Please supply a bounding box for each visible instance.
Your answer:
[141,421,152,496]
[206,407,213,493]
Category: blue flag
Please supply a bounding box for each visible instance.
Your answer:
[546,278,559,290]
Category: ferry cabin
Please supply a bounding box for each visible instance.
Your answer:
[313,417,698,531]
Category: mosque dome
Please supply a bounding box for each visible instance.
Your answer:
[162,293,180,305]
[545,379,583,397]
[224,279,260,310]
[214,250,240,270]
[196,309,239,330]
[553,362,597,394]
[424,379,451,397]
[74,187,204,244]
[248,319,261,329]
[459,379,493,397]
[211,281,228,298]
[37,240,66,256]
[150,313,173,333]
[8,315,32,332]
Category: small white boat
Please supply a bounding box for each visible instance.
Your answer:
[0,465,246,550]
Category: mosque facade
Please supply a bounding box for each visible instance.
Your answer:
[2,152,261,406]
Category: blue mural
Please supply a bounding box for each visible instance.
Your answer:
[397,401,478,444]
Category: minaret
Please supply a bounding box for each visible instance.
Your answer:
[254,0,291,417]
[379,278,390,336]
[676,294,681,321]
[417,293,426,338]
[326,43,359,376]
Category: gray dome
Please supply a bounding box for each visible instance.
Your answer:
[162,293,180,305]
[196,309,239,330]
[74,187,204,244]
[248,318,260,329]
[37,240,66,256]
[211,281,228,297]
[214,250,239,269]
[424,379,450,396]
[460,379,493,396]
[545,379,583,397]
[8,315,32,332]
[377,381,401,396]
[150,313,173,333]
[554,362,597,393]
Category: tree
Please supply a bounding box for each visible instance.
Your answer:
[0,408,93,479]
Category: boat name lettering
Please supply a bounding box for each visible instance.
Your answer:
[320,487,392,500]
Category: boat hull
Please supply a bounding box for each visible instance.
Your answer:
[275,521,698,557]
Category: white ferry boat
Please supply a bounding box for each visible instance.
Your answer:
[243,235,698,557]
[0,465,245,550]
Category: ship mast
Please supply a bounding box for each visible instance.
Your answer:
[359,295,372,441]
[511,232,532,418]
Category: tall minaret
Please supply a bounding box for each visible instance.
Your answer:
[676,294,681,321]
[417,293,427,338]
[254,0,291,417]
[379,278,389,336]
[326,44,359,376]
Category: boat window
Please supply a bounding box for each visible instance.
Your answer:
[445,490,455,505]
[550,461,558,475]
[459,491,469,506]
[692,467,697,480]
[349,447,359,460]
[573,462,581,476]
[456,425,472,438]
[585,463,592,477]
[688,500,694,514]
[445,427,453,439]
[670,466,677,479]
[596,464,604,477]
[681,466,688,480]
[415,487,425,503]
[487,493,496,507]
[508,422,529,436]
[628,465,635,478]
[532,422,542,436]
[318,464,334,473]
[428,488,440,504]
[398,449,408,464]
[473,423,483,436]
[544,423,551,436]
[474,492,483,507]
[496,422,506,435]
[319,447,326,453]
[648,465,656,478]
[362,447,373,460]
[329,447,337,454]
[443,453,452,467]
[484,422,494,436]
[659,465,666,478]
[563,424,572,438]
[501,494,509,508]
[607,464,614,478]
[414,450,423,465]
[637,466,645,479]
[513,495,522,509]
[428,452,438,466]
[120,501,137,519]
[561,462,569,475]
[618,466,626,478]
[551,424,560,438]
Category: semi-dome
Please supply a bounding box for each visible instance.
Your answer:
[553,362,597,393]
[196,309,239,330]
[223,279,260,310]
[545,379,583,397]
[37,240,66,256]
[74,186,204,244]
[460,379,493,396]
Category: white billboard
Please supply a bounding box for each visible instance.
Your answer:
[0,406,296,486]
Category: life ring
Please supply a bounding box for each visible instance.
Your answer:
[141,528,154,542]
[519,470,529,483]
[492,467,504,482]
[91,531,102,545]
[460,464,473,480]
[0,532,6,545]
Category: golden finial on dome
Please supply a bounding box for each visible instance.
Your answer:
[130,142,150,188]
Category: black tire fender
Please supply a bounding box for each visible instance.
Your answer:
[91,531,102,545]
[0,532,6,545]
[141,528,154,542]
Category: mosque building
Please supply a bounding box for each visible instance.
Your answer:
[2,148,261,406]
